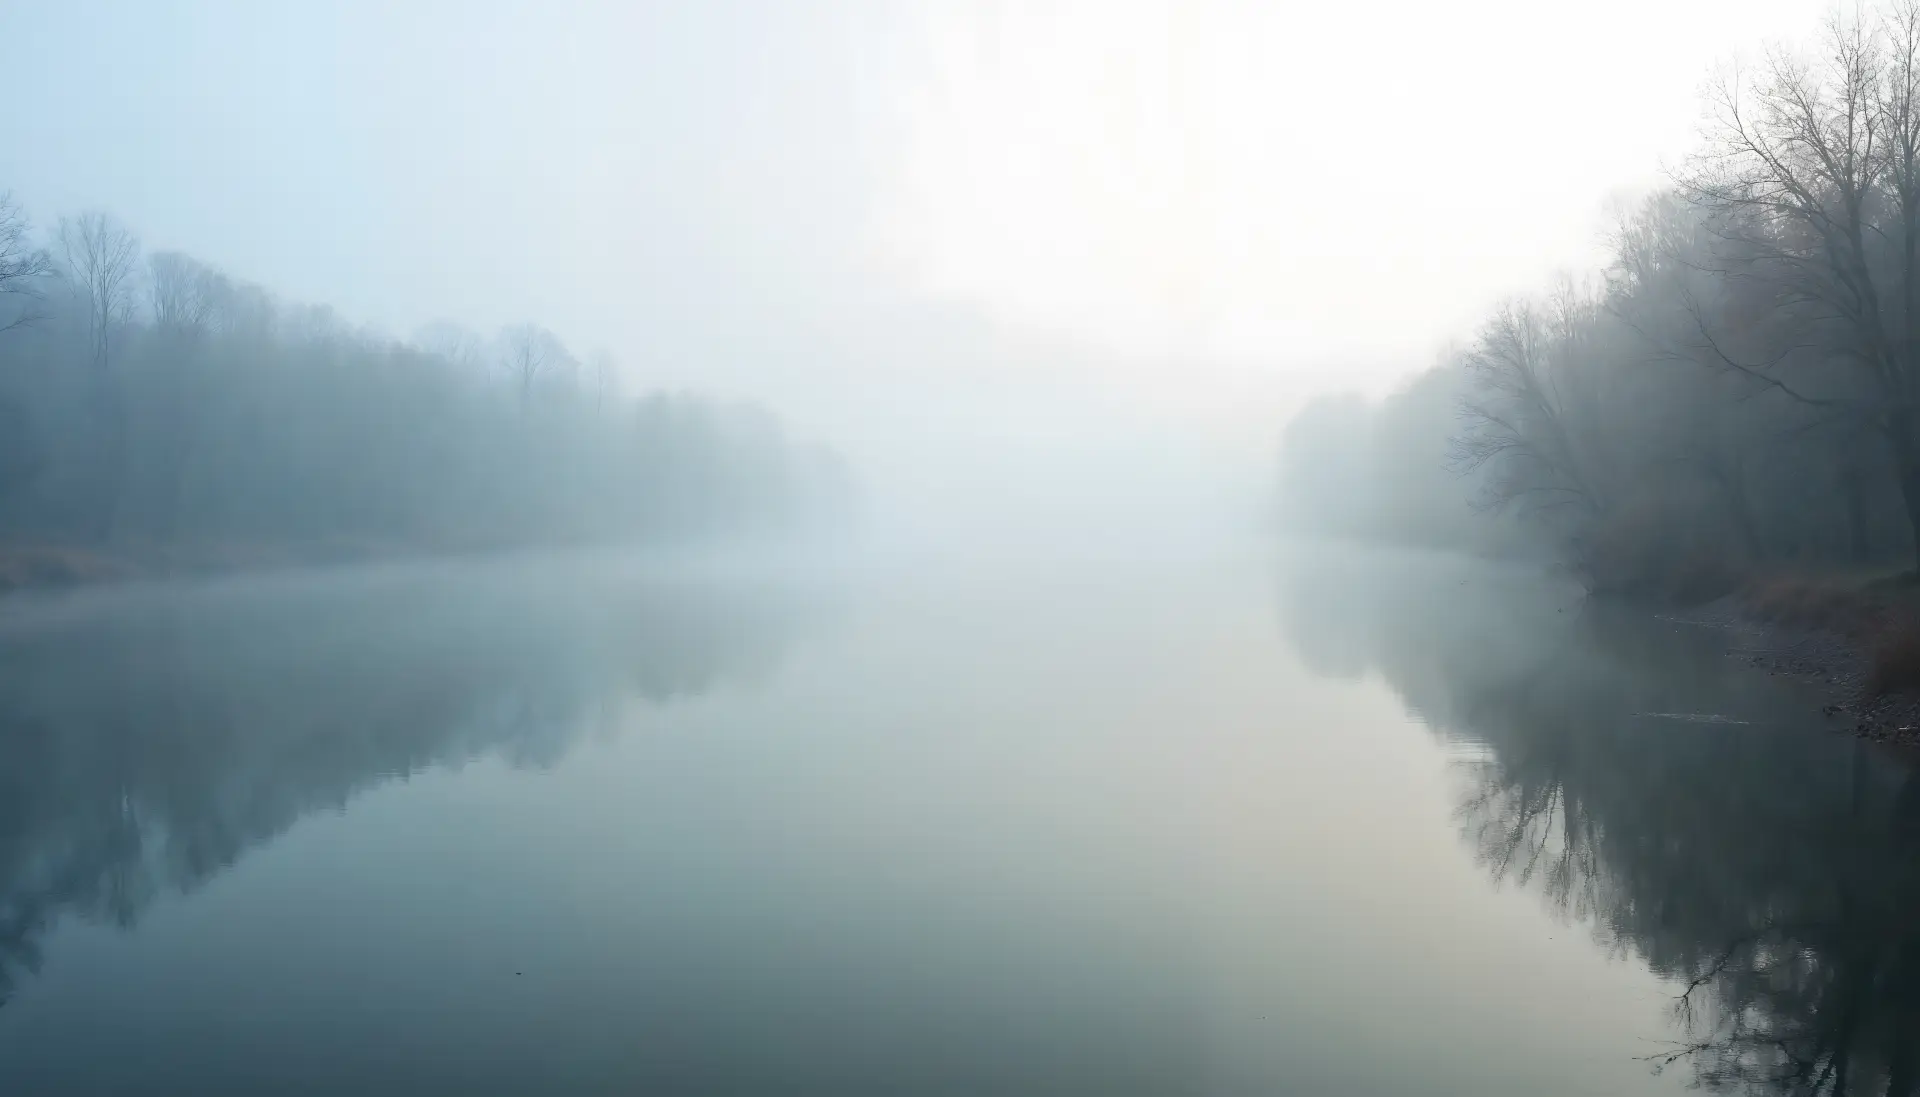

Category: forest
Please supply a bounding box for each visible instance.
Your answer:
[1278,1,1920,600]
[0,195,852,585]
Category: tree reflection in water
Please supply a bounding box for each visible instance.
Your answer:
[1277,545,1920,1096]
[0,559,829,1008]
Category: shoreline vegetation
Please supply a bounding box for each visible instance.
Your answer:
[0,532,731,599]
[1276,0,1920,742]
[0,196,855,588]
[1678,573,1920,743]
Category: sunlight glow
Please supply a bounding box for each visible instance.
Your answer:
[871,0,1823,383]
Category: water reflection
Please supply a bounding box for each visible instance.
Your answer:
[0,559,828,1008]
[1277,546,1920,1096]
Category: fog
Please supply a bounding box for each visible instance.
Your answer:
[1,0,1853,560]
[1268,2,1920,605]
[25,5,1920,1093]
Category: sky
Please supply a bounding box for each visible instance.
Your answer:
[0,0,1835,539]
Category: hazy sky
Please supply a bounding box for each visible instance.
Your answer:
[1,0,1835,535]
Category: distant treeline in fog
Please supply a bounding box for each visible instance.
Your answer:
[0,195,852,576]
[1280,2,1920,597]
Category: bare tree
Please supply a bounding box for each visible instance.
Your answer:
[146,252,230,539]
[0,196,54,507]
[58,212,139,371]
[58,212,140,540]
[498,323,572,408]
[586,349,619,412]
[1451,298,1608,521]
[147,251,224,339]
[414,321,489,372]
[0,193,51,335]
[1680,1,1920,568]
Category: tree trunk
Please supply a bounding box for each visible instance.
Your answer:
[90,357,125,545]
[1727,491,1764,560]
[1842,466,1872,564]
[1890,416,1920,576]
[1709,458,1764,559]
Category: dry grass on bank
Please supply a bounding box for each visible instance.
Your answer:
[1868,618,1920,695]
[0,536,455,598]
[0,545,127,590]
[1742,572,1920,695]
[1745,576,1885,636]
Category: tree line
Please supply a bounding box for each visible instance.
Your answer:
[0,196,852,572]
[1279,1,1920,596]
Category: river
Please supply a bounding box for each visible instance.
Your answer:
[0,543,1910,1095]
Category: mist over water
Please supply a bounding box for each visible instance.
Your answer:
[0,541,1902,1095]
[7,0,1920,1092]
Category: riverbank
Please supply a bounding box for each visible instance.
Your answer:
[0,535,552,597]
[1673,576,1920,744]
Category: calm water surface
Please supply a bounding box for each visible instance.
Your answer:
[0,544,1911,1095]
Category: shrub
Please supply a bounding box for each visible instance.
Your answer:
[0,545,121,591]
[1578,500,1744,605]
[1869,615,1920,694]
[1744,577,1888,637]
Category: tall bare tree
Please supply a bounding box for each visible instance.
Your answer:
[0,194,51,335]
[59,212,139,370]
[58,212,140,540]
[148,251,223,339]
[1452,297,1609,521]
[1682,1,1920,568]
[498,323,572,409]
[146,251,229,538]
[414,321,489,373]
[586,350,619,413]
